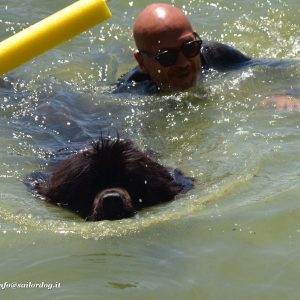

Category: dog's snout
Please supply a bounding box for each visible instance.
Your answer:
[102,192,124,216]
[90,188,135,221]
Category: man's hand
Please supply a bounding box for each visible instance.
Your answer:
[261,95,300,112]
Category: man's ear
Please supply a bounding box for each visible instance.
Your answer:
[134,51,147,73]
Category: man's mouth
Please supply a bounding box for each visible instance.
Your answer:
[176,70,189,77]
[176,69,193,80]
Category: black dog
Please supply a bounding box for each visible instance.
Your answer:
[28,137,193,221]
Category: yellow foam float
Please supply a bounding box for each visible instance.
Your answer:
[0,0,112,74]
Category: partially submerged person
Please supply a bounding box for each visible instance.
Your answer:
[116,3,250,93]
[115,3,300,110]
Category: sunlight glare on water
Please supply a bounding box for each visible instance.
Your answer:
[0,0,299,299]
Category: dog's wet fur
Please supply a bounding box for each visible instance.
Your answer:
[27,137,194,221]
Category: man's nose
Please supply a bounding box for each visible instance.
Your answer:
[175,51,190,67]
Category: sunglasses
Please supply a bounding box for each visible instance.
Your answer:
[140,33,202,67]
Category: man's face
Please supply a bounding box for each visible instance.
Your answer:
[135,30,201,91]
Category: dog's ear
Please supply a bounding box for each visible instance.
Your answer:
[35,151,96,205]
[167,168,194,194]
[85,215,96,221]
[121,148,185,204]
[24,171,50,196]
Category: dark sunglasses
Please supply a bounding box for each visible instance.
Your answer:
[140,33,202,67]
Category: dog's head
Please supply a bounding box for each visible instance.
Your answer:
[35,137,189,221]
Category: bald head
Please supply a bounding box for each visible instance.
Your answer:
[133,3,193,51]
[132,4,201,91]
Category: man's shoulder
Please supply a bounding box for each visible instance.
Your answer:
[201,40,251,70]
[113,66,158,94]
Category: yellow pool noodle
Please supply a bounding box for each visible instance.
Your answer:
[0,0,112,75]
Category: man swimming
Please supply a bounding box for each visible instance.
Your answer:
[115,3,300,111]
[116,3,250,93]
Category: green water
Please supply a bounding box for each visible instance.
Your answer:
[0,0,299,299]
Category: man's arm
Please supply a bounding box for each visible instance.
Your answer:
[261,95,300,112]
